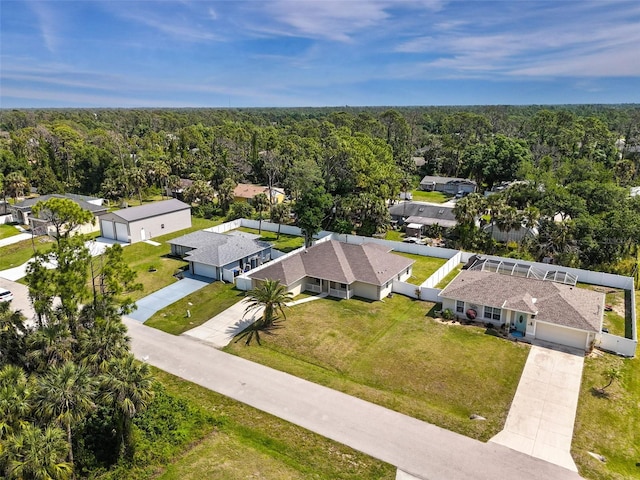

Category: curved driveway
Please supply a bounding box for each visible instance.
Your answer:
[124,318,582,480]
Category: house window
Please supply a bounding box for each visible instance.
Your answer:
[456,300,464,313]
[340,283,347,289]
[484,306,501,321]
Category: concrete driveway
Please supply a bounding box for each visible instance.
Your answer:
[183,298,261,347]
[0,278,36,325]
[491,344,585,471]
[128,273,212,322]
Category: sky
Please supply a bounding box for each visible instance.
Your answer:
[1,0,639,108]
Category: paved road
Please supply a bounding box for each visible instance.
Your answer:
[491,345,584,471]
[0,278,35,324]
[125,318,582,480]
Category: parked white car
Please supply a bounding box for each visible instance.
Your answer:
[0,288,14,302]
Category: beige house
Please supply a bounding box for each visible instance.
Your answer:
[439,260,604,351]
[234,183,286,204]
[99,199,191,244]
[248,240,414,301]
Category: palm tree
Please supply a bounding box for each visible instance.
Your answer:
[26,323,75,372]
[129,167,147,205]
[78,318,130,373]
[270,202,291,239]
[0,365,32,437]
[238,280,293,345]
[217,177,236,214]
[598,367,621,393]
[35,362,96,469]
[1,423,72,480]
[5,172,28,204]
[252,192,270,234]
[495,205,521,243]
[99,354,153,456]
[0,302,29,367]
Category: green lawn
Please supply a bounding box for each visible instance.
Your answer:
[0,236,54,271]
[572,289,639,479]
[384,230,403,242]
[435,264,463,289]
[411,190,449,203]
[0,224,21,240]
[577,284,628,338]
[122,217,222,301]
[145,281,245,335]
[237,227,305,253]
[149,369,394,480]
[224,295,529,441]
[394,252,447,285]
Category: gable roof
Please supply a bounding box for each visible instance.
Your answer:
[234,183,267,199]
[250,240,414,287]
[11,194,107,215]
[389,202,456,226]
[168,230,271,267]
[112,199,190,222]
[439,270,604,332]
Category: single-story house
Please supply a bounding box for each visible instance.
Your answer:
[439,259,604,351]
[419,176,477,195]
[248,239,414,301]
[165,178,194,199]
[10,194,107,236]
[483,223,538,243]
[99,198,191,243]
[168,230,272,280]
[389,202,457,230]
[234,183,286,204]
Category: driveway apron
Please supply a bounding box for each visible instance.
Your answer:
[491,345,584,472]
[128,275,211,322]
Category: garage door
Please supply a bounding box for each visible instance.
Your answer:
[193,262,217,279]
[115,222,129,242]
[101,220,115,239]
[535,322,587,350]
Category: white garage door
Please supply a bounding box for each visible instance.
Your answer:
[535,322,588,350]
[193,262,217,279]
[115,222,129,242]
[101,220,115,239]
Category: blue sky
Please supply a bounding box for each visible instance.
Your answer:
[1,1,639,108]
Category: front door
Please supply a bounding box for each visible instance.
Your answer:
[515,314,526,333]
[140,228,146,241]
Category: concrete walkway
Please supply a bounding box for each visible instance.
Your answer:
[0,232,32,247]
[128,274,212,322]
[125,318,581,480]
[184,292,329,348]
[491,345,584,471]
[184,298,261,347]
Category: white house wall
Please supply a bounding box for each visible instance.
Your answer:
[353,282,380,301]
[193,262,218,279]
[128,209,191,243]
[534,321,590,350]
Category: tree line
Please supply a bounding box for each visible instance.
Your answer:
[1,105,639,272]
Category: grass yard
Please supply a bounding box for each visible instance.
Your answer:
[435,264,463,289]
[411,190,449,203]
[394,252,447,285]
[225,295,529,441]
[122,217,222,301]
[0,236,54,270]
[237,227,305,253]
[384,230,403,242]
[149,369,394,480]
[572,352,640,480]
[0,224,21,240]
[578,284,628,338]
[145,281,245,335]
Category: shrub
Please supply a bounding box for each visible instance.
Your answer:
[442,308,454,320]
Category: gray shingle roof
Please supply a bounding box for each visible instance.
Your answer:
[420,176,476,185]
[112,199,190,222]
[439,270,604,332]
[168,231,271,267]
[249,240,414,287]
[389,202,456,226]
[12,194,107,214]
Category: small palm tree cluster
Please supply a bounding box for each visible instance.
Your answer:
[0,300,153,480]
[236,280,293,346]
[1,235,151,479]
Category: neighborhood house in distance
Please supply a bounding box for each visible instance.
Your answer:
[99,198,191,243]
